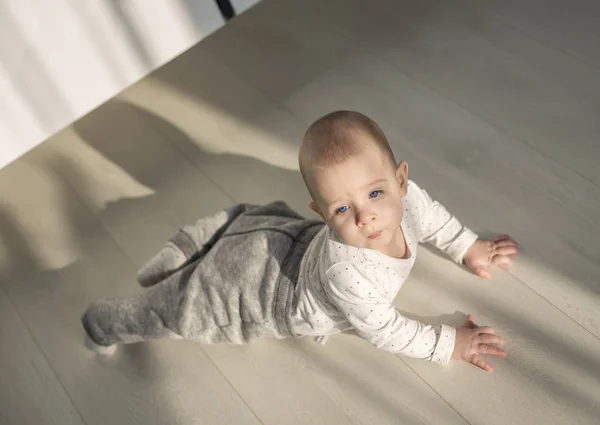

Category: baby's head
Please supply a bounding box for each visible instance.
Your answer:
[299,111,409,253]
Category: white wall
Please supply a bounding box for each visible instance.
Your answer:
[0,0,258,170]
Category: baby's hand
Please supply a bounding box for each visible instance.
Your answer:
[463,235,518,279]
[452,315,506,373]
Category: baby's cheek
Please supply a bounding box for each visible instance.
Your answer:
[340,228,364,247]
[339,228,356,244]
[383,203,401,224]
[331,222,351,242]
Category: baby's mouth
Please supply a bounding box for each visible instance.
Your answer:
[368,230,383,239]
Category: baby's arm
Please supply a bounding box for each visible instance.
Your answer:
[324,262,455,364]
[409,181,518,278]
[408,180,478,264]
[324,262,506,370]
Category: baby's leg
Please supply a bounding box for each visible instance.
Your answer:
[137,204,255,287]
[82,271,184,354]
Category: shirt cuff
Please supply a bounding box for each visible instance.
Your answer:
[447,228,479,264]
[430,325,456,365]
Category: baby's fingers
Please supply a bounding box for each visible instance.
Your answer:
[493,246,519,257]
[478,344,506,358]
[470,354,494,372]
[463,314,476,328]
[478,333,503,345]
[476,326,496,335]
[474,266,491,280]
[492,255,513,267]
[494,238,518,248]
[493,235,513,244]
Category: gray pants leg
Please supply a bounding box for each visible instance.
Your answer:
[82,202,323,347]
[82,264,193,345]
[136,204,251,288]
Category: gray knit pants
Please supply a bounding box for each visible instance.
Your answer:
[82,202,324,347]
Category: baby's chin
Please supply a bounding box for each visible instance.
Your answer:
[336,232,392,251]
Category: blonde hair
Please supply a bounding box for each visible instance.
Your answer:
[299,111,396,195]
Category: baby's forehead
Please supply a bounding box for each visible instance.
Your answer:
[311,153,392,196]
[319,145,389,173]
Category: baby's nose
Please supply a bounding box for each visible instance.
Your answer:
[356,210,376,227]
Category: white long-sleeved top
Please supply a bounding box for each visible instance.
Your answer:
[290,180,478,365]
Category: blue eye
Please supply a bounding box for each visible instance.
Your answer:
[336,205,349,214]
[369,190,382,198]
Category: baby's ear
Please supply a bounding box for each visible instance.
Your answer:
[395,160,409,196]
[309,200,324,219]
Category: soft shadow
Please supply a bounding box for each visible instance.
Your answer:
[66,0,130,86]
[399,310,467,328]
[0,157,194,425]
[104,0,155,68]
[0,206,41,278]
[0,8,72,131]
[290,338,431,425]
[69,98,314,217]
[429,273,600,416]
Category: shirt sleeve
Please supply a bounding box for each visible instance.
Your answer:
[324,262,455,364]
[409,181,479,264]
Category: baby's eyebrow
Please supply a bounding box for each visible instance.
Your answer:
[363,178,387,189]
[328,178,387,207]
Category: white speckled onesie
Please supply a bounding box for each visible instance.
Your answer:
[290,180,478,365]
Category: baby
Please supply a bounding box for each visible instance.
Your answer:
[82,110,518,372]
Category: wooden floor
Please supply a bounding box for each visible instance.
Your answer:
[1,0,599,424]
